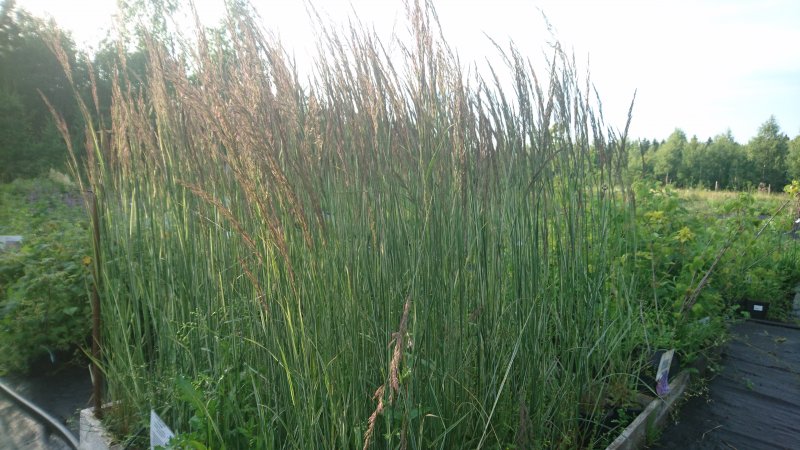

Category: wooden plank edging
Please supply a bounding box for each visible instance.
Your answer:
[605,370,691,450]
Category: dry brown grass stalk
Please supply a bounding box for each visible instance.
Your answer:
[363,295,413,450]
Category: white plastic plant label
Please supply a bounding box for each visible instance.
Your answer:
[150,410,175,449]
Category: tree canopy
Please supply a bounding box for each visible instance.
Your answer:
[628,118,798,191]
[0,0,82,181]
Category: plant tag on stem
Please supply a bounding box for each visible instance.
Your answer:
[656,349,675,396]
[150,410,175,449]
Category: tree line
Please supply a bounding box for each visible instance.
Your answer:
[2,1,799,191]
[628,118,800,192]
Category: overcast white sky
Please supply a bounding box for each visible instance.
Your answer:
[13,0,800,142]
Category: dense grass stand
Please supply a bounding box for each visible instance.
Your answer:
[45,1,766,448]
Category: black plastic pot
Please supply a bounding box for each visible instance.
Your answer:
[742,300,770,319]
[650,349,681,374]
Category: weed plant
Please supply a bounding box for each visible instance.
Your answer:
[50,2,649,448]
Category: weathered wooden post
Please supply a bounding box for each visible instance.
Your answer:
[88,190,103,418]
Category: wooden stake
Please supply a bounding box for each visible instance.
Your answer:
[89,190,103,418]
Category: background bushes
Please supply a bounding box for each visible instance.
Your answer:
[0,174,91,373]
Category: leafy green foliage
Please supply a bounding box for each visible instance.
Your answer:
[785,135,800,182]
[715,202,800,323]
[629,182,732,361]
[626,182,800,362]
[0,175,91,373]
[703,132,751,190]
[652,130,686,184]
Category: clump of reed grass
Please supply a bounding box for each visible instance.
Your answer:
[50,0,644,448]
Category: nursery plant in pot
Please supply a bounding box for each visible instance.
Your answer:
[741,266,783,320]
[742,299,770,319]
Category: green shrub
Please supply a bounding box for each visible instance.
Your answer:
[629,183,752,362]
[0,176,91,373]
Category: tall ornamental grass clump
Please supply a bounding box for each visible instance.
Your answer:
[53,1,643,448]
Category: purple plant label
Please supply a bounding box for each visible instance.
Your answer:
[655,349,675,396]
[656,373,670,396]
